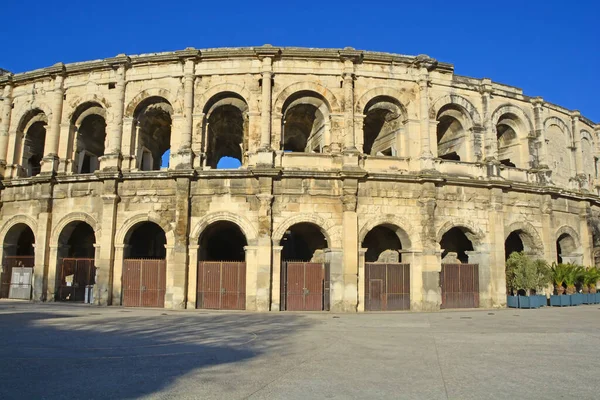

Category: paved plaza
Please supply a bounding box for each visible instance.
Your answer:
[0,301,599,399]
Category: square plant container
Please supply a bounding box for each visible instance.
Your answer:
[595,293,600,304]
[583,293,595,304]
[536,295,547,307]
[570,293,583,306]
[517,296,542,309]
[550,295,570,307]
[507,296,519,308]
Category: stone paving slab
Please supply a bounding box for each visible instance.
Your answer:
[0,301,599,399]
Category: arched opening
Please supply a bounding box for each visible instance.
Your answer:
[504,231,524,261]
[122,221,167,308]
[581,135,594,183]
[203,92,248,169]
[556,233,577,264]
[56,221,96,302]
[362,225,403,263]
[439,226,479,309]
[16,109,48,177]
[125,222,166,259]
[197,221,248,310]
[496,113,525,168]
[71,103,106,173]
[133,97,172,171]
[281,222,329,311]
[436,104,470,161]
[362,96,404,156]
[440,227,474,264]
[546,124,572,187]
[361,224,410,311]
[1,223,35,299]
[282,91,330,153]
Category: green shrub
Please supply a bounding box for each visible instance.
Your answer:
[506,252,551,296]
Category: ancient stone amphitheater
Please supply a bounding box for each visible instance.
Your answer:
[0,46,598,312]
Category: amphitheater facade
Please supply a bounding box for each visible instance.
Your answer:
[0,45,598,312]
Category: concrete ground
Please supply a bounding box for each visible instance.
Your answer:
[0,301,599,399]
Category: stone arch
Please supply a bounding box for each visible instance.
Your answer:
[429,94,482,126]
[65,94,110,121]
[13,102,53,129]
[125,88,181,117]
[354,86,408,118]
[0,215,38,247]
[116,214,174,247]
[436,219,486,247]
[555,225,581,249]
[273,81,341,115]
[581,130,594,144]
[195,83,255,114]
[490,104,534,135]
[359,214,417,249]
[272,214,338,248]
[504,221,544,255]
[50,212,100,248]
[544,116,572,142]
[190,211,258,244]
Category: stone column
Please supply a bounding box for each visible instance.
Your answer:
[357,248,366,312]
[173,51,198,168]
[103,55,129,170]
[56,122,72,174]
[325,247,344,310]
[164,176,191,309]
[255,182,274,311]
[94,178,119,305]
[244,245,259,310]
[571,111,584,177]
[260,57,273,151]
[579,201,593,266]
[417,67,434,171]
[34,183,53,301]
[112,245,125,305]
[480,79,497,161]
[42,65,65,174]
[270,245,283,311]
[540,194,556,263]
[46,245,60,301]
[186,244,199,309]
[0,79,13,177]
[343,67,356,151]
[531,97,547,167]
[191,113,205,168]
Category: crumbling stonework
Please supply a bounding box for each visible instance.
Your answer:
[0,46,598,312]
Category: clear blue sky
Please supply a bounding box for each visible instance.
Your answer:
[2,0,598,123]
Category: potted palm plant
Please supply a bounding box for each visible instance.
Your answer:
[566,264,584,306]
[582,267,600,304]
[506,252,550,308]
[550,262,570,306]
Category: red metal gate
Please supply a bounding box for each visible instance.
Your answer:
[197,262,246,310]
[281,262,329,311]
[122,259,166,308]
[1,256,35,299]
[57,258,96,302]
[440,263,479,309]
[365,263,410,311]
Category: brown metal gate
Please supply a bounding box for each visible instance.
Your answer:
[281,262,329,311]
[440,263,479,309]
[197,261,246,310]
[122,259,166,308]
[1,256,35,299]
[365,263,410,311]
[57,258,96,302]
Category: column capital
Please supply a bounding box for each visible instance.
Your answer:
[339,47,362,64]
[176,47,200,61]
[531,97,545,107]
[106,54,131,68]
[255,44,281,60]
[569,110,581,120]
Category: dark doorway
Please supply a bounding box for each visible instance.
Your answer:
[56,222,96,302]
[1,224,35,299]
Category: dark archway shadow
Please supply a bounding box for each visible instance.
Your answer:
[0,303,313,399]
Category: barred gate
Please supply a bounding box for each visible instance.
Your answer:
[197,261,246,310]
[1,256,35,299]
[440,263,479,309]
[365,263,410,311]
[57,258,96,302]
[281,262,329,311]
[122,259,166,308]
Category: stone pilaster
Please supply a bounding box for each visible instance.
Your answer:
[259,57,273,151]
[173,49,199,169]
[357,247,366,312]
[339,48,361,153]
[418,181,441,310]
[94,176,119,305]
[270,245,283,311]
[579,201,593,266]
[540,194,556,263]
[255,176,274,311]
[337,176,360,312]
[571,112,586,191]
[41,64,65,174]
[487,187,506,307]
[0,78,13,177]
[34,182,54,301]
[480,79,498,162]
[164,175,191,309]
[531,97,547,168]
[103,55,129,170]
